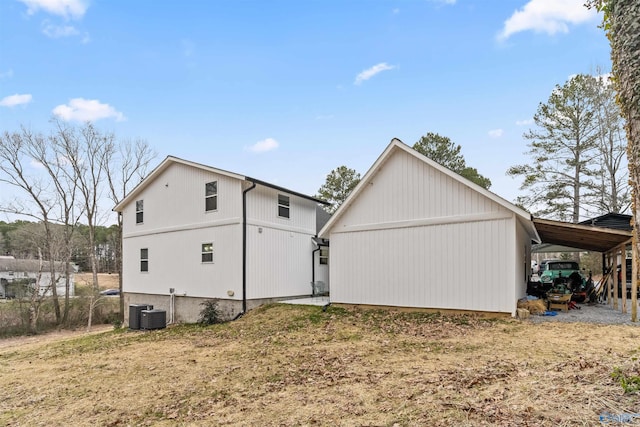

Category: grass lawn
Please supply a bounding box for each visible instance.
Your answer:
[1,304,639,426]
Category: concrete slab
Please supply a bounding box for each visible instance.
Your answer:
[279,296,330,307]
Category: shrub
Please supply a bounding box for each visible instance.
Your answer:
[198,299,222,325]
[612,367,640,394]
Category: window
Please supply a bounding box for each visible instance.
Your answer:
[202,243,213,263]
[319,248,329,265]
[140,248,148,272]
[278,194,290,218]
[205,181,217,212]
[136,200,144,224]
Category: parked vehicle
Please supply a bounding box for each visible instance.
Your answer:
[538,260,587,302]
[100,289,120,296]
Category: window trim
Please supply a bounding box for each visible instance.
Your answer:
[201,242,213,263]
[205,181,218,212]
[277,194,290,219]
[136,200,144,224]
[140,248,149,272]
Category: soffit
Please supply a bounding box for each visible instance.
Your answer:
[533,218,632,253]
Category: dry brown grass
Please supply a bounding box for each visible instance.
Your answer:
[74,273,120,291]
[1,304,639,426]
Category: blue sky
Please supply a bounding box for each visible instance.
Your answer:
[0,0,610,215]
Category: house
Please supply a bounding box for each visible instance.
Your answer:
[0,256,75,299]
[113,156,330,324]
[318,139,540,316]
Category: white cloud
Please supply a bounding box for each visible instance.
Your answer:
[19,0,88,19]
[42,22,79,38]
[497,0,597,41]
[52,98,126,122]
[0,93,33,107]
[246,138,279,153]
[354,63,397,85]
[488,129,504,138]
[516,119,534,126]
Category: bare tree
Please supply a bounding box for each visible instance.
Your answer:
[587,73,630,215]
[52,120,115,292]
[104,138,156,318]
[0,129,67,323]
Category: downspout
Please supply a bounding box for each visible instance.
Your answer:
[242,181,257,314]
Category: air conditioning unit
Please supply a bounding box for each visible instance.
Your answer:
[140,309,166,330]
[129,304,153,330]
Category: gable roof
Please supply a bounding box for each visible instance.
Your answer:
[114,155,328,212]
[319,138,540,242]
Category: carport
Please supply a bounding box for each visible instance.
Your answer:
[532,217,637,321]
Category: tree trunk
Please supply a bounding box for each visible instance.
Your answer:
[44,225,61,323]
[116,218,124,321]
[608,0,640,321]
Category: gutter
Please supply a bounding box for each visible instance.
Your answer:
[242,181,257,314]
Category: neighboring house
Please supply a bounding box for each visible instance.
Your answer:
[114,156,330,324]
[319,139,540,316]
[0,256,75,299]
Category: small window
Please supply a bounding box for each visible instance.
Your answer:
[136,200,144,224]
[278,194,290,218]
[202,243,213,263]
[319,248,329,265]
[140,248,148,272]
[205,181,217,212]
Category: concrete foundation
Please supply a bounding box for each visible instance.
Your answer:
[124,292,310,325]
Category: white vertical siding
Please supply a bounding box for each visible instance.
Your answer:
[121,162,322,302]
[333,150,505,229]
[314,251,330,288]
[121,162,244,299]
[123,224,242,299]
[330,217,516,313]
[328,148,524,314]
[244,185,318,299]
[245,224,315,298]
[246,185,316,232]
[514,218,532,312]
[121,163,243,236]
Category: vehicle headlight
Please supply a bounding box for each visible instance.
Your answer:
[540,275,552,283]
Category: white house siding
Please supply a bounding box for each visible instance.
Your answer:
[515,218,532,304]
[314,251,330,289]
[121,163,244,301]
[329,217,516,313]
[121,163,243,236]
[332,151,506,230]
[325,146,528,315]
[123,224,242,299]
[245,185,318,299]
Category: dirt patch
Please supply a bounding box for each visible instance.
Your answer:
[1,305,639,426]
